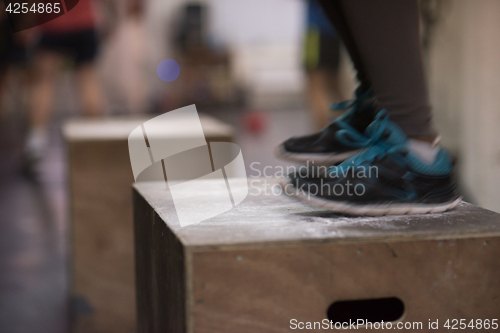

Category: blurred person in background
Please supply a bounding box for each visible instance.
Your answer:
[98,0,148,114]
[0,7,30,120]
[277,0,460,215]
[23,0,117,171]
[303,0,345,130]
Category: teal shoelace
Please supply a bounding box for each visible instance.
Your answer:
[328,87,373,124]
[320,87,373,144]
[329,110,408,176]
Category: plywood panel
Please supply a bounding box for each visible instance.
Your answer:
[133,179,500,333]
[191,239,500,333]
[65,115,233,333]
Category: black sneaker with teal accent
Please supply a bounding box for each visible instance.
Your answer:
[280,110,462,216]
[275,86,376,164]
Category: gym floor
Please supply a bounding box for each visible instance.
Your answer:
[0,106,312,333]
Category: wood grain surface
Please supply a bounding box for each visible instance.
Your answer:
[133,179,500,333]
[65,116,233,333]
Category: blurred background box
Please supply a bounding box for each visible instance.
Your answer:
[134,179,500,333]
[63,114,233,333]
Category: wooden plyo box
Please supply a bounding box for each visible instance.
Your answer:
[63,115,233,333]
[133,179,500,333]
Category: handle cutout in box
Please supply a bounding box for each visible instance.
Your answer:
[327,297,405,324]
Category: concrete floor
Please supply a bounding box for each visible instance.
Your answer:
[0,106,313,333]
[0,113,69,332]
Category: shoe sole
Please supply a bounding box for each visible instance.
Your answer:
[279,177,462,216]
[274,144,360,165]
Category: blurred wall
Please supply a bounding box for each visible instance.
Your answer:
[427,0,500,213]
[210,0,305,108]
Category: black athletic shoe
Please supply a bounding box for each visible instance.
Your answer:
[281,110,462,216]
[276,86,376,164]
[287,165,336,187]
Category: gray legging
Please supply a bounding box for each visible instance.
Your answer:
[318,0,434,138]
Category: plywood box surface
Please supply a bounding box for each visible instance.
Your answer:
[64,115,233,333]
[134,179,500,333]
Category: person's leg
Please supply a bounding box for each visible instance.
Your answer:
[307,69,333,130]
[29,51,61,129]
[76,63,102,117]
[281,0,460,215]
[333,0,435,140]
[276,0,433,163]
[23,50,61,165]
[274,0,377,165]
[0,66,8,118]
[317,0,371,92]
[74,29,102,117]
